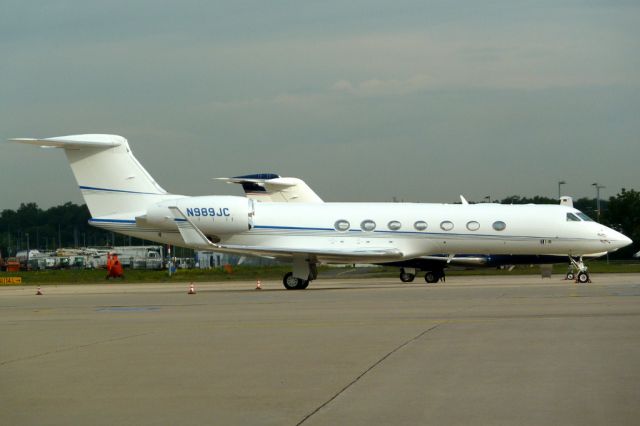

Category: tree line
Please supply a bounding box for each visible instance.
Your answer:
[1,189,638,258]
[0,202,148,257]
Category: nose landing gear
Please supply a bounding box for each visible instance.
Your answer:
[569,256,591,284]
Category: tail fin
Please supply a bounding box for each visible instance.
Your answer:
[10,134,179,217]
[559,196,573,207]
[216,174,324,203]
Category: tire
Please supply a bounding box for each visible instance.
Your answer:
[565,272,575,280]
[283,272,300,290]
[577,272,589,284]
[425,272,438,283]
[400,272,415,283]
[299,280,310,289]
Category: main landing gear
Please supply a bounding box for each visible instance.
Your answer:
[282,257,317,290]
[399,269,416,282]
[424,270,445,283]
[282,272,310,290]
[568,256,591,284]
[399,268,445,284]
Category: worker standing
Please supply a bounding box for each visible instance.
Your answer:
[106,253,124,279]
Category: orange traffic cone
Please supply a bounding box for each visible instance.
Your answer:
[188,283,196,295]
[255,280,262,290]
[36,286,43,296]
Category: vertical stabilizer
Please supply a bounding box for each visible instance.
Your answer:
[10,134,181,217]
[560,196,574,208]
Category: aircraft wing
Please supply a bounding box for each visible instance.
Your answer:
[169,206,402,262]
[216,244,403,263]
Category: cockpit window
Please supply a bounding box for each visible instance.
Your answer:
[566,213,580,222]
[576,212,594,222]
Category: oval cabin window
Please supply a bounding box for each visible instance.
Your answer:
[360,220,376,232]
[492,221,506,231]
[440,221,454,231]
[414,221,428,231]
[466,221,480,231]
[387,220,401,231]
[334,219,350,232]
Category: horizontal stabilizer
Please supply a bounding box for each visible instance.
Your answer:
[216,174,324,203]
[9,134,123,149]
[215,176,298,188]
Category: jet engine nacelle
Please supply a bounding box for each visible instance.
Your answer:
[143,196,251,236]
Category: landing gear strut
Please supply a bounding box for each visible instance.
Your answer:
[569,256,591,284]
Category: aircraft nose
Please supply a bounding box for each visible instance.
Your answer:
[621,234,633,247]
[609,229,633,250]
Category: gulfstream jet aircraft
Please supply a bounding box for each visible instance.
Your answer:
[11,134,632,289]
[219,174,613,283]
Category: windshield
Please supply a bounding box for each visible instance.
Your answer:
[576,211,594,222]
[566,213,580,222]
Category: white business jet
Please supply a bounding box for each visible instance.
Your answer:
[219,174,615,283]
[11,134,632,289]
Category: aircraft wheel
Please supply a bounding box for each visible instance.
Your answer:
[576,271,590,284]
[400,272,415,283]
[424,271,439,283]
[565,272,575,280]
[283,272,309,290]
[283,272,300,290]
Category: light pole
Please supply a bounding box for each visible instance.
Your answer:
[558,180,566,199]
[592,182,605,222]
[484,195,491,203]
[25,232,30,271]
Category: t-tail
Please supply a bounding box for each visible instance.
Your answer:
[9,134,181,217]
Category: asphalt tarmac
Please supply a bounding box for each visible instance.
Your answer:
[2,274,640,425]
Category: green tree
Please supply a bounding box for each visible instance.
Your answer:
[0,202,138,256]
[605,188,640,257]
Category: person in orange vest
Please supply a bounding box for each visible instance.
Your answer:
[110,254,124,279]
[105,253,113,279]
[106,253,124,279]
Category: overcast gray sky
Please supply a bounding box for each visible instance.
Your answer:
[1,0,639,210]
